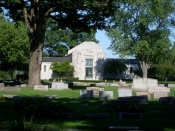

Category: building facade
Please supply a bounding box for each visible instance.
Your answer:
[40,41,139,80]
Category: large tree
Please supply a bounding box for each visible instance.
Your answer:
[106,0,175,78]
[0,0,117,87]
[44,18,98,57]
[0,14,29,79]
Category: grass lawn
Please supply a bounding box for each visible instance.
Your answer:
[0,85,175,131]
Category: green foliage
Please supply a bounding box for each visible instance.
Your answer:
[104,60,127,78]
[44,19,98,57]
[12,97,76,119]
[0,71,11,80]
[6,116,52,131]
[148,64,175,81]
[102,102,147,113]
[106,0,175,77]
[50,60,74,78]
[0,15,29,76]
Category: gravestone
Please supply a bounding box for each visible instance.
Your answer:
[34,85,48,91]
[0,87,21,92]
[80,90,93,98]
[51,82,68,90]
[0,83,4,88]
[96,82,106,86]
[118,96,148,104]
[136,92,151,99]
[149,87,170,94]
[168,84,175,88]
[159,97,174,104]
[118,88,132,97]
[45,95,59,99]
[99,91,113,99]
[119,112,142,120]
[20,84,27,88]
[110,83,120,86]
[86,87,104,96]
[3,94,17,98]
[153,92,168,99]
[86,113,108,119]
[131,78,158,92]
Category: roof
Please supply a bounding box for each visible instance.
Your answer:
[106,58,139,64]
[42,57,71,62]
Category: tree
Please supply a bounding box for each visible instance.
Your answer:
[44,18,98,57]
[148,64,175,82]
[106,0,175,78]
[0,15,29,79]
[104,60,127,78]
[0,0,117,87]
[50,60,74,78]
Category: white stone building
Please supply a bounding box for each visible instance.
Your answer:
[40,41,139,80]
[40,41,106,80]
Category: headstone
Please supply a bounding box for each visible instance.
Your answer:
[12,96,23,101]
[0,83,4,88]
[118,88,132,97]
[118,96,148,104]
[131,78,158,91]
[80,90,93,98]
[3,94,17,98]
[96,83,106,86]
[168,84,175,88]
[34,85,48,91]
[148,87,170,93]
[136,92,151,99]
[0,87,21,92]
[86,113,108,119]
[45,95,59,99]
[153,92,168,99]
[110,83,120,86]
[122,83,130,87]
[109,126,139,130]
[119,112,142,120]
[20,84,27,88]
[86,87,104,96]
[159,97,174,104]
[51,82,68,90]
[99,91,113,99]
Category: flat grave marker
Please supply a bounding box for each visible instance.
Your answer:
[34,85,48,91]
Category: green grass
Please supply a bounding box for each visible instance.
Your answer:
[0,85,175,131]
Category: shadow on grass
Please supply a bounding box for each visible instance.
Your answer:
[1,95,175,131]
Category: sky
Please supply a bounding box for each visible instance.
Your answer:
[95,30,119,58]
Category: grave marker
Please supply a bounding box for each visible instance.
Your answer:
[0,83,4,88]
[80,90,93,98]
[99,91,113,99]
[34,85,48,91]
[118,89,132,97]
[86,87,104,96]
[153,92,168,99]
[51,82,68,90]
[136,92,151,99]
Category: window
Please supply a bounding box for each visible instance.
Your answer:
[85,59,93,79]
[44,65,46,72]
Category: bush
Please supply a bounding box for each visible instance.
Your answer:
[12,97,76,119]
[102,102,147,113]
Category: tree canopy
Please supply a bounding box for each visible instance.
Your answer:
[44,19,98,57]
[0,0,118,86]
[0,14,29,78]
[104,60,127,78]
[106,0,175,78]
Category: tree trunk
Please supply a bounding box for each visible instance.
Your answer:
[140,59,149,78]
[25,12,47,87]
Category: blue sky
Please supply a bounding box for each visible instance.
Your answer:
[95,30,119,58]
